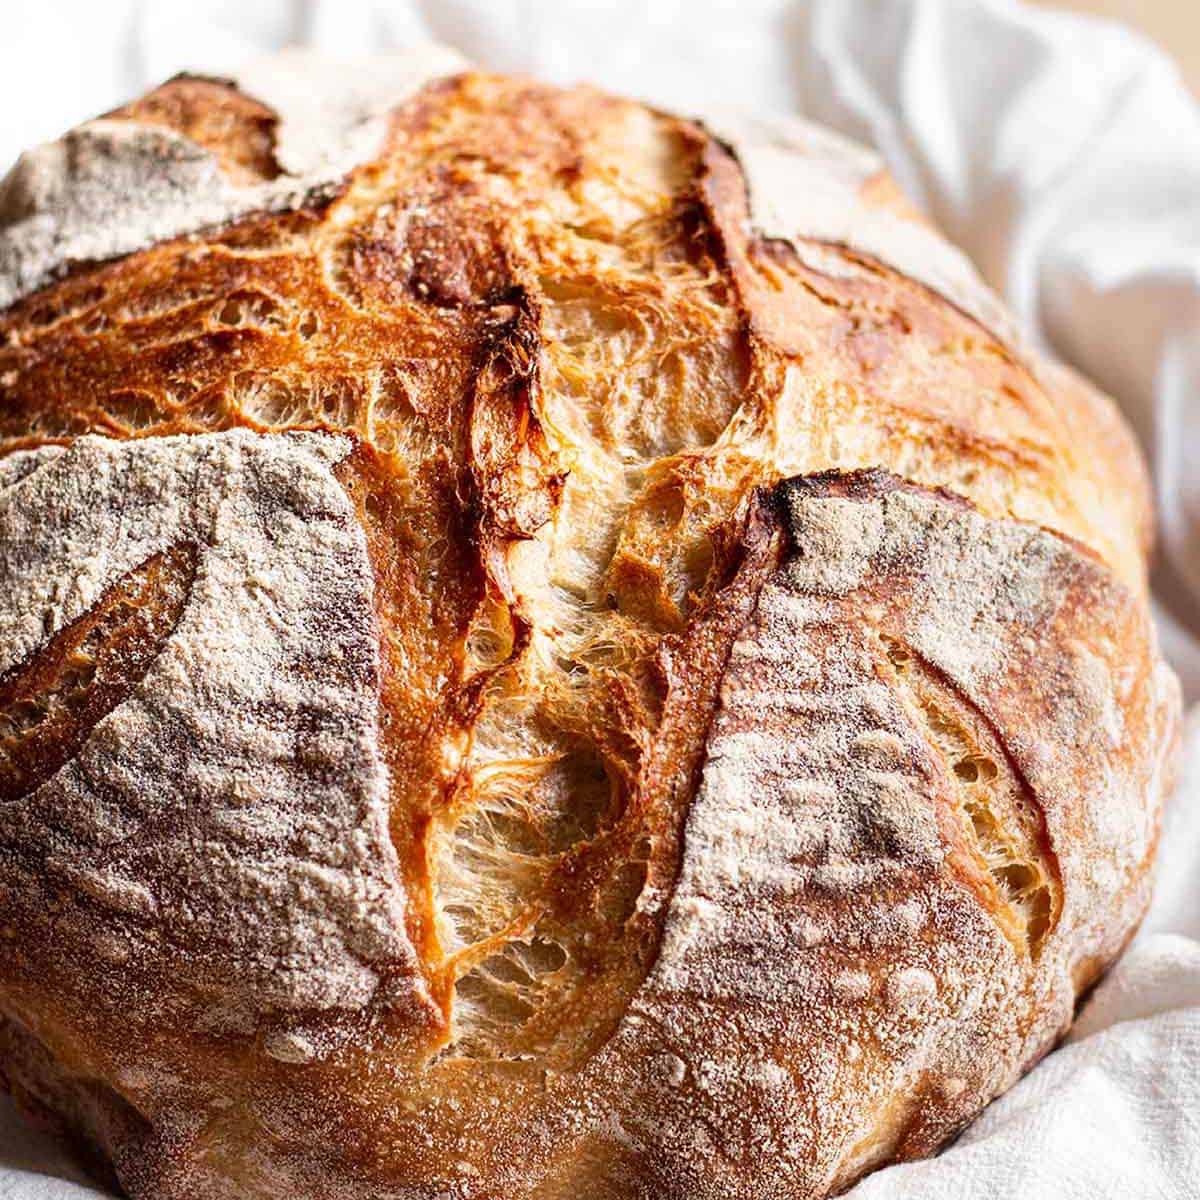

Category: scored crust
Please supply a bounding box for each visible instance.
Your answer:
[0,53,1182,1200]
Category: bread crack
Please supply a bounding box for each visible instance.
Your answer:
[0,543,197,806]
[880,634,1057,958]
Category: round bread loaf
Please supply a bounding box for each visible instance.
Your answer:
[0,49,1182,1200]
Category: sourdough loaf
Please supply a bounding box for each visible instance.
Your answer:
[0,48,1181,1200]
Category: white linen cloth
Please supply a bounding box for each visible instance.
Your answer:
[1,1,1197,1196]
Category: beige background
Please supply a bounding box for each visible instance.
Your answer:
[1034,1,1200,92]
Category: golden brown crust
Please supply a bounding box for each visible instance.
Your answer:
[0,62,1181,1200]
[106,75,283,184]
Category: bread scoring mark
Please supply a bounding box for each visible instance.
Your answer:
[692,130,1145,598]
[586,538,996,1197]
[0,47,467,311]
[579,466,1161,1196]
[0,429,433,1033]
[878,635,1057,958]
[775,469,1163,977]
[702,112,1022,350]
[0,543,197,804]
[414,99,764,1069]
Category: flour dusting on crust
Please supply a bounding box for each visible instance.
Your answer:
[0,430,428,1028]
[571,471,1173,1198]
[0,46,466,309]
[705,112,1021,348]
